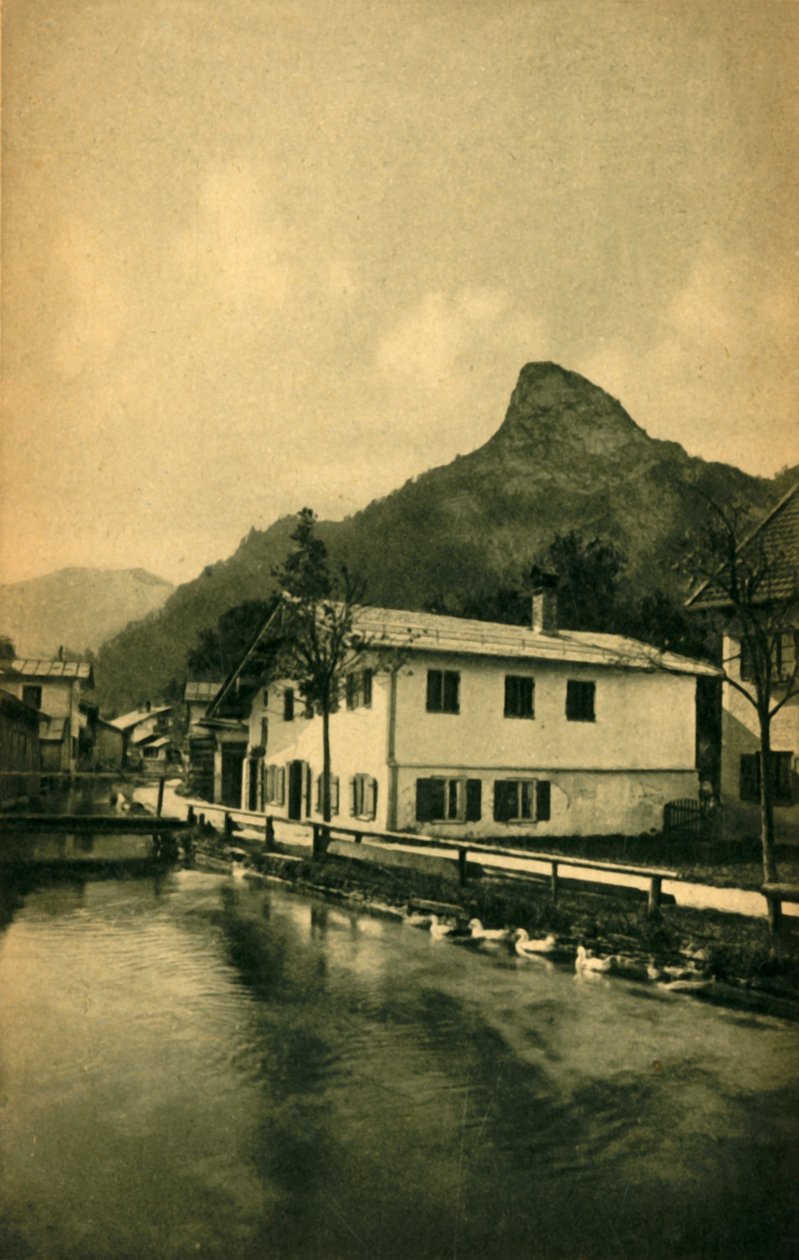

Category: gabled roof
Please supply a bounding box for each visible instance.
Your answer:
[208,601,718,715]
[184,680,223,702]
[110,704,173,731]
[349,606,718,676]
[687,482,799,610]
[1,658,94,683]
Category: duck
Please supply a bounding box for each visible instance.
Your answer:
[657,975,715,995]
[647,957,707,984]
[467,919,512,943]
[512,929,557,957]
[575,945,615,974]
[404,910,435,929]
[429,915,457,940]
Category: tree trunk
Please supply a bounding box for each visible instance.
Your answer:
[322,704,331,823]
[758,707,778,884]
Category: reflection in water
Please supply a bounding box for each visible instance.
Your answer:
[0,870,797,1259]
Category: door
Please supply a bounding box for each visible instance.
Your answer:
[248,757,260,811]
[287,760,305,821]
[221,744,246,807]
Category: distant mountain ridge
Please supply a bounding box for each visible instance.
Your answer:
[94,363,792,711]
[0,566,175,657]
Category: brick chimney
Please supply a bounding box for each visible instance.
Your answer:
[531,568,558,633]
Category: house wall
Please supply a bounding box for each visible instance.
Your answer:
[244,652,700,837]
[719,631,799,841]
[0,696,40,808]
[2,678,83,774]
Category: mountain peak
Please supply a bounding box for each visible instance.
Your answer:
[490,361,649,459]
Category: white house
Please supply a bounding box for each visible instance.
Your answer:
[0,657,94,774]
[206,585,718,839]
[686,483,799,841]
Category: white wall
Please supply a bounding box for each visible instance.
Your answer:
[719,631,799,841]
[392,654,697,771]
[242,651,700,837]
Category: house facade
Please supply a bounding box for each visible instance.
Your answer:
[209,597,717,839]
[0,658,94,774]
[0,689,41,808]
[687,484,799,841]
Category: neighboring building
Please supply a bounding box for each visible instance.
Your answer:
[686,484,799,841]
[109,704,173,764]
[0,657,94,775]
[0,689,41,808]
[184,681,224,732]
[203,587,718,838]
[91,716,127,769]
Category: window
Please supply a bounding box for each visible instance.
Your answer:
[741,631,798,684]
[345,669,374,710]
[264,764,286,805]
[22,685,42,710]
[426,669,460,714]
[504,675,535,719]
[350,773,378,820]
[416,777,482,823]
[740,752,793,804]
[493,779,551,823]
[142,745,160,759]
[566,680,595,722]
[260,718,269,749]
[315,773,340,816]
[283,688,295,721]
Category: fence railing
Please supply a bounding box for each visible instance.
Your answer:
[663,797,721,841]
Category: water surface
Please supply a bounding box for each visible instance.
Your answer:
[1,868,797,1259]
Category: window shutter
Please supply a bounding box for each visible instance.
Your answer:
[366,777,377,819]
[346,674,357,709]
[466,778,482,821]
[536,780,551,821]
[416,778,433,822]
[331,776,340,815]
[443,671,460,713]
[426,671,441,711]
[362,669,373,707]
[315,774,322,813]
[278,767,285,805]
[493,780,514,823]
[739,754,759,802]
[304,763,312,815]
[349,775,357,816]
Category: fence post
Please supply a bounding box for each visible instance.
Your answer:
[187,804,196,825]
[156,775,166,817]
[457,847,468,886]
[550,861,559,902]
[312,823,329,861]
[648,876,662,916]
[264,815,275,853]
[224,812,233,841]
[766,892,782,934]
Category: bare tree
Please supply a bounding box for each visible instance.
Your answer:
[685,494,799,882]
[273,509,369,822]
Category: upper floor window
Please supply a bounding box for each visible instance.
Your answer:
[426,669,460,714]
[22,685,42,710]
[566,680,595,722]
[504,675,535,719]
[345,668,373,710]
[740,631,797,684]
[283,687,295,721]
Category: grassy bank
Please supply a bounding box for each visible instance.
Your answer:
[189,824,799,1013]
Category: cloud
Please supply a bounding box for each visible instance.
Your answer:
[52,219,128,378]
[577,241,799,473]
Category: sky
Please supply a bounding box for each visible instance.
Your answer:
[2,0,798,586]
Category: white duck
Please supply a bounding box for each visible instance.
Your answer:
[575,945,615,974]
[512,929,557,957]
[429,915,457,940]
[467,918,512,943]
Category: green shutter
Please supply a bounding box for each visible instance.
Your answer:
[466,778,482,821]
[536,779,551,821]
[493,780,514,822]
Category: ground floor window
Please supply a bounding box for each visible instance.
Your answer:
[350,773,377,820]
[493,778,551,822]
[740,751,794,803]
[315,773,340,815]
[415,777,482,822]
[264,763,286,805]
